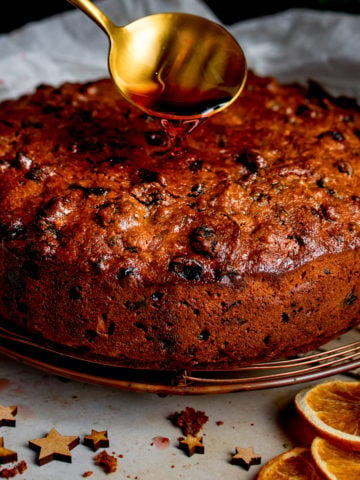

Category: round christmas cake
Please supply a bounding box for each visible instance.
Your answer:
[0,70,359,371]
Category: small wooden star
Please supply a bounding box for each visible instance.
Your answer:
[178,434,205,457]
[0,405,17,427]
[0,437,18,464]
[231,446,261,470]
[29,427,80,466]
[84,430,109,451]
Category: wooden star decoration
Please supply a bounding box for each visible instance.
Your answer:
[231,446,261,470]
[28,427,80,466]
[178,434,205,457]
[0,437,17,464]
[0,405,17,427]
[84,430,109,451]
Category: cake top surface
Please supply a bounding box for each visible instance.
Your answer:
[0,71,359,284]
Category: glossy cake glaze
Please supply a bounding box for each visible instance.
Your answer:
[0,71,359,370]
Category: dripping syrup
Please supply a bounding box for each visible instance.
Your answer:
[125,85,232,154]
[160,118,202,153]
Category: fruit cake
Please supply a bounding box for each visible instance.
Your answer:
[0,70,359,371]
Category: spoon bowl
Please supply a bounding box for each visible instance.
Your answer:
[67,0,247,120]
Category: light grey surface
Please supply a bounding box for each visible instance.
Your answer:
[0,353,355,479]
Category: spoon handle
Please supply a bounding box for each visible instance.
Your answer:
[66,0,115,36]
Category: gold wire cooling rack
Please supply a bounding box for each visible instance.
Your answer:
[0,325,359,395]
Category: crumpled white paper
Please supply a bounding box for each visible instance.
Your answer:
[0,0,359,102]
[230,8,360,98]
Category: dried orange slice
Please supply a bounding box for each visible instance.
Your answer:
[295,380,360,451]
[311,436,360,480]
[256,446,321,480]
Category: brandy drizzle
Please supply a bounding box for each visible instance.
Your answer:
[127,87,232,153]
[160,118,203,153]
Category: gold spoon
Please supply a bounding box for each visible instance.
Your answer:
[67,0,247,118]
[67,0,247,149]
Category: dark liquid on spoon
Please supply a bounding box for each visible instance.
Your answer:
[126,86,232,153]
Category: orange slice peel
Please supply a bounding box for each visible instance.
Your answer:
[256,446,321,480]
[311,436,360,480]
[294,380,360,451]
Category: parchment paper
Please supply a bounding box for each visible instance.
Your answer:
[0,0,359,103]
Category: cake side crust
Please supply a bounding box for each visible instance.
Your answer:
[1,247,358,370]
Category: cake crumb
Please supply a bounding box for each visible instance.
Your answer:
[82,471,93,478]
[94,450,118,474]
[16,462,26,475]
[168,406,208,436]
[0,460,27,478]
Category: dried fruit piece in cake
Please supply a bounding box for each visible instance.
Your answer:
[311,436,360,480]
[256,446,321,480]
[28,428,80,466]
[295,380,360,451]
